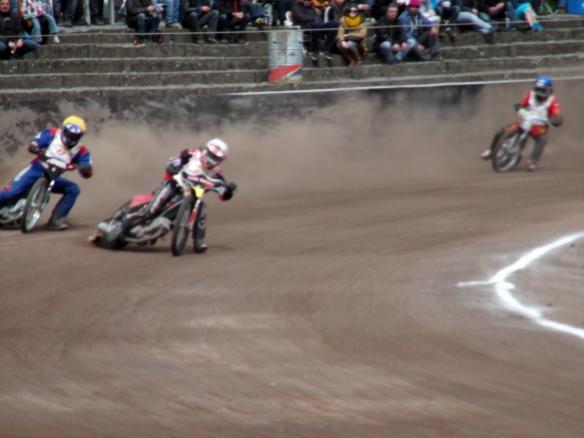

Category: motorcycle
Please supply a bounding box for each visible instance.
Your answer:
[92,173,234,256]
[0,155,75,232]
[491,108,548,173]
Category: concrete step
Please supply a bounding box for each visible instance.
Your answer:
[3,52,582,90]
[2,63,582,103]
[6,38,581,75]
[25,24,584,59]
[0,69,267,89]
[28,41,268,59]
[0,56,268,75]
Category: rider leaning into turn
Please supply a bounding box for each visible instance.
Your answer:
[481,76,562,171]
[126,137,236,252]
[0,116,93,230]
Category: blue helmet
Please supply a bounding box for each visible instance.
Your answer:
[534,76,553,102]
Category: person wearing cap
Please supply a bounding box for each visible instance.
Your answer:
[0,116,93,230]
[396,0,440,62]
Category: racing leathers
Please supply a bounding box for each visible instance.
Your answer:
[0,127,93,227]
[485,90,562,168]
[125,147,236,251]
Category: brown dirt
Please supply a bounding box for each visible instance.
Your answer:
[1,84,584,437]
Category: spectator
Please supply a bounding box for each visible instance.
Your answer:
[272,0,294,25]
[322,0,345,59]
[216,0,251,43]
[0,0,38,59]
[508,0,542,31]
[21,0,61,44]
[291,0,322,61]
[397,0,440,61]
[371,0,393,19]
[346,0,371,16]
[375,2,402,63]
[482,0,507,24]
[90,0,106,25]
[437,0,494,42]
[126,0,163,45]
[157,0,183,29]
[311,0,330,19]
[336,6,367,66]
[62,0,85,26]
[420,0,440,24]
[182,0,220,43]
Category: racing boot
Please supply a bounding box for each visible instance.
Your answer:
[526,160,538,172]
[194,203,208,254]
[47,215,69,231]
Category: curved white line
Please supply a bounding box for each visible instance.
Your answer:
[459,232,584,340]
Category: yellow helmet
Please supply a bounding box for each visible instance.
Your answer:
[61,115,87,148]
[62,115,87,133]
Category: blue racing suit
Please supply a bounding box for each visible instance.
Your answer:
[0,127,93,220]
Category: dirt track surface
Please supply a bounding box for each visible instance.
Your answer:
[2,91,584,437]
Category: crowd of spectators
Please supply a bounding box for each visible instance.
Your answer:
[0,0,560,62]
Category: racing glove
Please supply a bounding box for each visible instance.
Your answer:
[77,163,93,178]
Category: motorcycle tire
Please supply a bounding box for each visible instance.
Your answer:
[171,196,194,256]
[492,132,521,173]
[21,177,49,233]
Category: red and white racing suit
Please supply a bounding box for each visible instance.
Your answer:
[517,90,562,164]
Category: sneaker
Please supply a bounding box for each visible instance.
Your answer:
[323,51,333,61]
[154,34,164,44]
[309,51,318,62]
[526,160,537,171]
[206,37,219,44]
[167,22,182,29]
[48,217,69,231]
[531,22,544,32]
[62,18,73,27]
[481,149,492,160]
[51,34,60,44]
[133,36,144,46]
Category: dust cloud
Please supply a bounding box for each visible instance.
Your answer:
[2,80,584,224]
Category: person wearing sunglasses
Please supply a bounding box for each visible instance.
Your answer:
[336,6,367,66]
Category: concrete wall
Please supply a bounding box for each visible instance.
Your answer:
[0,84,486,158]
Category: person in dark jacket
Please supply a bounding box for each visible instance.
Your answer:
[125,0,162,45]
[182,0,220,43]
[0,0,38,59]
[216,0,251,43]
[291,0,323,60]
[375,2,402,63]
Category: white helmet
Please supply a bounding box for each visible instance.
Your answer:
[203,138,229,168]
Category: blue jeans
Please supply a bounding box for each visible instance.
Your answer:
[158,0,179,23]
[133,13,161,37]
[0,163,80,219]
[0,39,38,59]
[455,11,493,35]
[31,15,60,43]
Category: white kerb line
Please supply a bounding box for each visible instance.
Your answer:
[458,232,584,340]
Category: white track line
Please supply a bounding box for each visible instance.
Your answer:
[225,74,584,96]
[459,232,584,340]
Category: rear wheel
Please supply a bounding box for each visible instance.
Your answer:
[171,197,194,256]
[492,132,522,173]
[21,177,49,233]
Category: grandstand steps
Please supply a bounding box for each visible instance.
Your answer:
[2,15,584,98]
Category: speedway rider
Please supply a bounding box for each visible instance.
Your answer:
[0,116,93,230]
[125,138,236,253]
[481,76,562,171]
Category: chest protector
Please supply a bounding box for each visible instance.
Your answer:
[43,129,82,166]
[527,92,554,125]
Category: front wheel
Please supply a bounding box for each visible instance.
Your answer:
[171,197,194,256]
[21,177,49,233]
[492,132,522,173]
